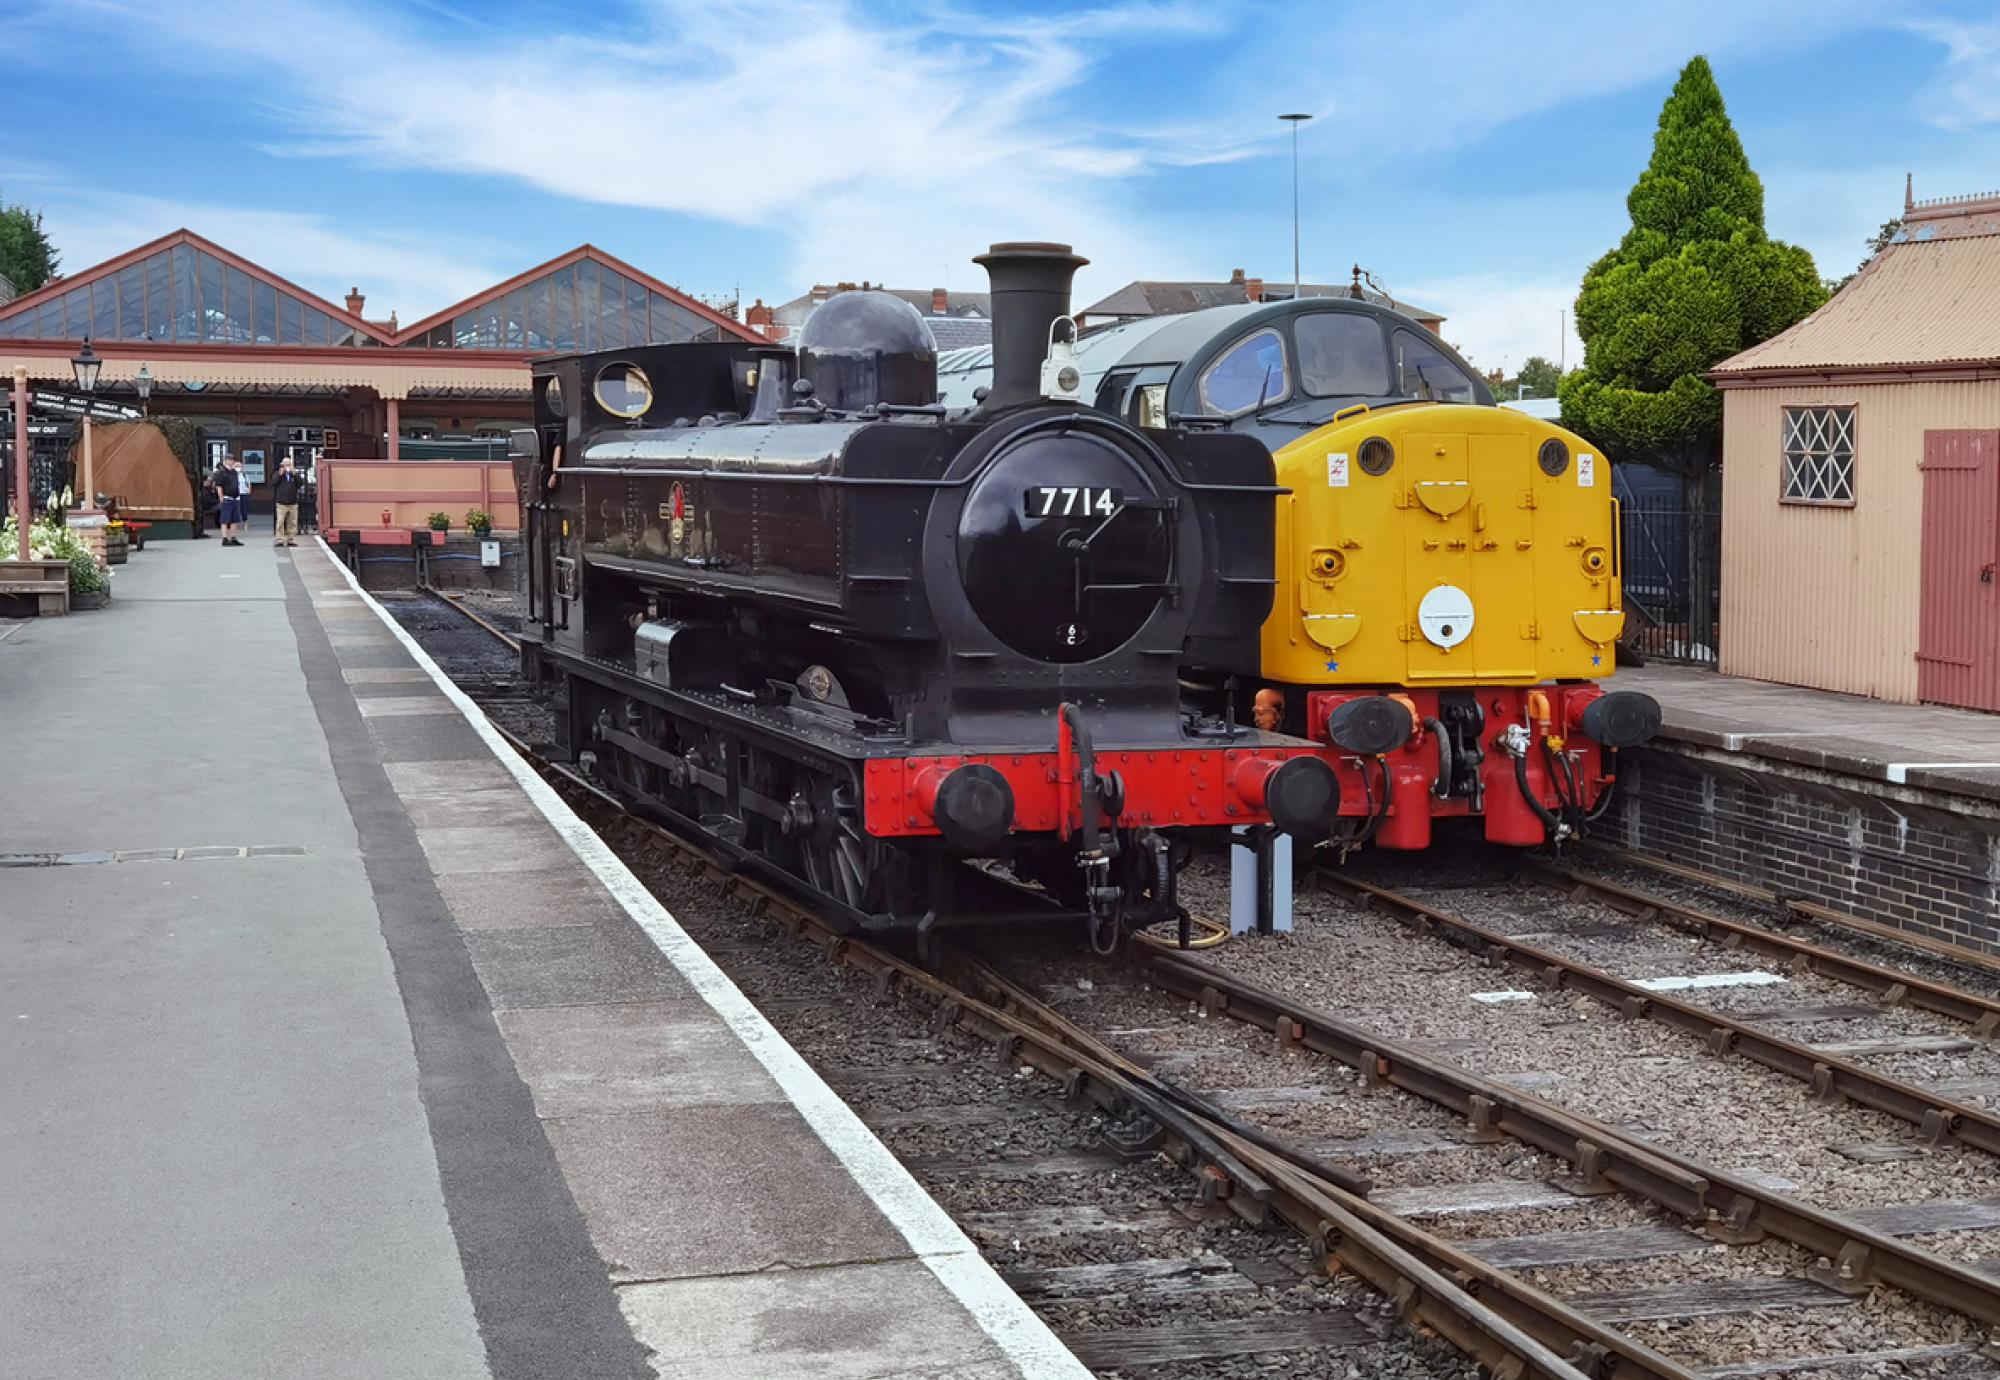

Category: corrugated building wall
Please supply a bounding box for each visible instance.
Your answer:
[1720,379,2000,701]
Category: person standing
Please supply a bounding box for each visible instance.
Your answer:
[271,457,302,548]
[215,455,244,546]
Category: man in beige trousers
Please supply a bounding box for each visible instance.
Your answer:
[272,457,303,547]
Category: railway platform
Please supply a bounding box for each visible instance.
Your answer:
[1608,664,2000,958]
[0,534,1085,1380]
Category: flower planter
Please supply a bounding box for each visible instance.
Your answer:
[71,589,111,610]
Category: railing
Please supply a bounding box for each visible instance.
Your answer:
[319,459,519,533]
[1620,494,1720,667]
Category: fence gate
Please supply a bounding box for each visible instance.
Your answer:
[1917,429,2000,711]
[1618,481,1720,667]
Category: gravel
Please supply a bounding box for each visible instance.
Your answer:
[396,608,2000,1376]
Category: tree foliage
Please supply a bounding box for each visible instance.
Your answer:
[1827,217,1903,294]
[1559,57,1825,477]
[0,194,59,294]
[1489,355,1564,400]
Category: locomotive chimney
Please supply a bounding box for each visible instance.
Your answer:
[972,241,1088,411]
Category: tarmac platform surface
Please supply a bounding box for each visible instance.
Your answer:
[1619,663,2000,804]
[0,533,1086,1380]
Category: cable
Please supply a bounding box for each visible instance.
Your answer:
[1134,912,1231,950]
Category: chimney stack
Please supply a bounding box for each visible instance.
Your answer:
[972,241,1088,413]
[345,287,365,316]
[810,283,831,304]
[931,286,949,315]
[745,298,776,336]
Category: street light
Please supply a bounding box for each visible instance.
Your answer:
[1279,113,1312,300]
[70,337,101,512]
[71,338,101,394]
[134,363,153,416]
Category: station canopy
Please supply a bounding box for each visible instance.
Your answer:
[0,230,758,354]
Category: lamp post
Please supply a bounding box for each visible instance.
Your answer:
[1279,113,1312,300]
[134,363,153,418]
[71,338,102,512]
[11,364,26,561]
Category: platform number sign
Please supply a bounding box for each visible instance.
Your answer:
[1577,452,1596,487]
[1327,451,1350,487]
[1025,486,1120,519]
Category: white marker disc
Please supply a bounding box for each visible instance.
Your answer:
[1418,584,1475,649]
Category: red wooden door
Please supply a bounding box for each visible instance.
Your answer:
[1918,429,2000,710]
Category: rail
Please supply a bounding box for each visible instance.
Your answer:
[1144,944,2000,1331]
[1314,869,2000,1157]
[464,704,1673,1380]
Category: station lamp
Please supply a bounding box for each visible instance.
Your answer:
[69,337,102,513]
[134,362,153,415]
[71,337,101,394]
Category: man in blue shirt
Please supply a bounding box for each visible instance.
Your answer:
[215,456,245,546]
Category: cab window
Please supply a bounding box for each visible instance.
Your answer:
[1197,328,1291,416]
[1295,313,1392,397]
[1391,328,1475,402]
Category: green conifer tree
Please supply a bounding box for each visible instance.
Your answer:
[0,194,59,294]
[1559,57,1824,477]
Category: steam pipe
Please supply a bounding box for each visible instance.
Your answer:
[1059,701,1102,860]
[973,242,1088,412]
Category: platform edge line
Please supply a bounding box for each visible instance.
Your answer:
[316,542,1092,1380]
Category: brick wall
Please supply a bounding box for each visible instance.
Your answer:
[1612,747,2000,956]
[353,535,521,595]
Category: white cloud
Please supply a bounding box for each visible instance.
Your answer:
[1397,273,1584,379]
[19,0,1990,365]
[1906,15,2000,128]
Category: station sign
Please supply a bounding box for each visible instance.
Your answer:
[26,389,143,423]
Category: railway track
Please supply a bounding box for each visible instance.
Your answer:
[408,592,2000,1375]
[409,593,1654,1377]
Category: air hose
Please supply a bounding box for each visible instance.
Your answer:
[1423,716,1452,798]
[1515,752,1565,843]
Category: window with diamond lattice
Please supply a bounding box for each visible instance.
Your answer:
[1781,405,1857,505]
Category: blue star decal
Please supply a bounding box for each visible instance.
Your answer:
[1325,660,1340,672]
[1591,654,1603,667]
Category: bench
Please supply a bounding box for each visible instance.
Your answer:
[0,559,72,616]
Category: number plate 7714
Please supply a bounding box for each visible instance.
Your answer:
[1024,486,1121,519]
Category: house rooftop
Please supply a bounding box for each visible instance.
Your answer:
[1715,180,2000,378]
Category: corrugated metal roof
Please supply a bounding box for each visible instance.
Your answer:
[1715,210,2000,375]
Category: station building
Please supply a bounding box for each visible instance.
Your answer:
[1712,184,2000,712]
[0,229,761,512]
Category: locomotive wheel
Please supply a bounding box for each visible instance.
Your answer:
[798,777,896,917]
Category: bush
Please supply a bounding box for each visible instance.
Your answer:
[2,514,109,594]
[464,507,493,532]
[427,511,450,531]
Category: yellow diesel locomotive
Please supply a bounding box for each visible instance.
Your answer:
[1259,402,1659,848]
[940,294,1662,848]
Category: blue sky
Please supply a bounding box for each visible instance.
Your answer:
[6,0,2000,371]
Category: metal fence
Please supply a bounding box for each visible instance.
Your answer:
[1619,493,1721,667]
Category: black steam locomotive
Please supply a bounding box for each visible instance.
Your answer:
[513,243,1338,939]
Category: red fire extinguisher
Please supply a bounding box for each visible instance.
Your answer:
[381,507,393,527]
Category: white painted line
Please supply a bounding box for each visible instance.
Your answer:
[1887,762,2000,784]
[318,540,1089,1380]
[1470,990,1537,1005]
[1629,970,1786,993]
